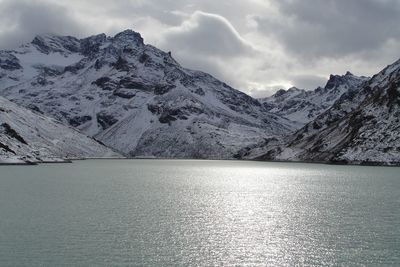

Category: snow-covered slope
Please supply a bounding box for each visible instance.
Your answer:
[0,30,294,159]
[252,59,400,165]
[0,97,119,164]
[259,72,368,127]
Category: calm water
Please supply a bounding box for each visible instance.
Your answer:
[0,160,399,266]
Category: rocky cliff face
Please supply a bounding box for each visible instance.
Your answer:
[0,97,120,164]
[1,29,398,164]
[0,30,294,159]
[259,72,368,128]
[252,59,400,165]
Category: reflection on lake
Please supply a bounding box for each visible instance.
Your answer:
[0,160,399,266]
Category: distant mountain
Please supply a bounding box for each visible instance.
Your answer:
[1,29,398,164]
[259,72,368,128]
[250,59,400,166]
[0,30,294,159]
[0,97,120,164]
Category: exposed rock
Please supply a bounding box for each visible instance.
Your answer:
[0,29,296,159]
[69,115,92,127]
[96,112,118,130]
[80,33,107,57]
[154,84,175,95]
[118,78,152,91]
[259,74,368,127]
[113,56,130,71]
[251,59,400,165]
[113,89,136,99]
[0,52,22,71]
[1,123,28,145]
[0,97,119,163]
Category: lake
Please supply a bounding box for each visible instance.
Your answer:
[0,160,399,266]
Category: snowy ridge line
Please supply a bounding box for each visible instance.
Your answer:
[0,29,294,159]
[0,29,399,164]
[248,58,400,165]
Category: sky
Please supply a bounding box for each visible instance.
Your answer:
[0,0,399,97]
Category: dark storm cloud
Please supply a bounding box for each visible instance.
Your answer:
[0,0,87,49]
[255,0,400,59]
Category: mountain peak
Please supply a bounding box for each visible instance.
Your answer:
[287,86,303,92]
[79,33,107,56]
[1,29,294,159]
[325,73,355,90]
[345,71,354,76]
[31,34,80,54]
[82,33,107,42]
[274,89,287,97]
[113,29,144,46]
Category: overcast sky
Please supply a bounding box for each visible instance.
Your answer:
[1,0,399,97]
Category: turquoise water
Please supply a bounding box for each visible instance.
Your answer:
[0,160,399,266]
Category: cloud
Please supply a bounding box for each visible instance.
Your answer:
[0,0,88,49]
[161,11,255,58]
[156,11,260,91]
[255,0,400,59]
[0,0,399,97]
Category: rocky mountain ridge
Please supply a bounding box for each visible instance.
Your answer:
[0,29,398,164]
[259,72,369,128]
[250,59,400,165]
[0,30,294,159]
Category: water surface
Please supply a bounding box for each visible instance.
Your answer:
[0,160,399,266]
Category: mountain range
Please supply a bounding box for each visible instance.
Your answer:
[251,59,400,165]
[0,29,398,165]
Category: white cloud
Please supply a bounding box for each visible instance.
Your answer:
[161,11,255,57]
[0,0,399,97]
[256,0,400,59]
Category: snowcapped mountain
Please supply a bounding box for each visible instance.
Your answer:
[0,97,120,164]
[1,29,397,164]
[0,30,294,159]
[251,59,400,165]
[259,72,368,127]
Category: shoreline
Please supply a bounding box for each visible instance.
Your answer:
[1,157,399,167]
